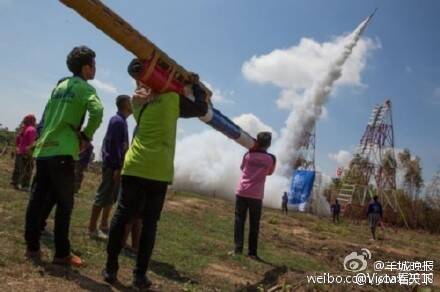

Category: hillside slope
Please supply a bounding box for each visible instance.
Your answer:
[0,156,439,291]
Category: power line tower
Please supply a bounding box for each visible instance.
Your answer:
[293,128,316,171]
[343,100,407,225]
[358,100,397,201]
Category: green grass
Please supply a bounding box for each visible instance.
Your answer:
[0,155,439,291]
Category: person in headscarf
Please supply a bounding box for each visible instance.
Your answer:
[10,114,37,190]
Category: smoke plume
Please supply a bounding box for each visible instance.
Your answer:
[274,15,375,176]
[173,114,289,208]
[173,16,376,208]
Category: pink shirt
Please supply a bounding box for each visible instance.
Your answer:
[236,150,276,200]
[17,126,37,155]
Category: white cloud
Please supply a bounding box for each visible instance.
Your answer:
[245,18,379,176]
[232,113,278,139]
[90,79,118,94]
[405,66,413,73]
[328,150,352,167]
[242,34,380,110]
[202,80,235,104]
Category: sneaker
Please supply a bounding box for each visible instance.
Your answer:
[132,275,152,290]
[89,229,109,240]
[102,268,117,284]
[53,254,84,267]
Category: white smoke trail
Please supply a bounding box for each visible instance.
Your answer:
[173,16,374,209]
[275,16,374,177]
[173,114,290,208]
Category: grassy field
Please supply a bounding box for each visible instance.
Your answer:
[0,155,439,291]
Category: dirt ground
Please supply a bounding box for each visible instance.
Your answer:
[0,155,439,291]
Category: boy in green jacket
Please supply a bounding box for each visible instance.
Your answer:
[24,46,103,267]
[103,70,208,289]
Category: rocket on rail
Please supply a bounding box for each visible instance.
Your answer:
[59,0,257,149]
[369,8,378,21]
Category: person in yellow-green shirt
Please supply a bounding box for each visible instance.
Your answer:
[24,46,103,267]
[103,66,207,289]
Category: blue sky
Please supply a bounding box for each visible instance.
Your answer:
[0,0,439,184]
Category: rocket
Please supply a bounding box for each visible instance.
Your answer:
[365,8,378,28]
[370,8,378,19]
[358,8,378,36]
[59,0,256,149]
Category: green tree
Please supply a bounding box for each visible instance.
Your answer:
[343,154,372,186]
[398,148,424,200]
[425,170,440,198]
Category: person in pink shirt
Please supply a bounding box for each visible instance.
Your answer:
[10,114,37,190]
[232,132,276,259]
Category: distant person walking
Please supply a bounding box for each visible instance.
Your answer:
[24,46,103,267]
[88,95,132,239]
[367,196,383,240]
[102,72,208,289]
[232,132,276,260]
[10,115,37,190]
[282,192,288,214]
[331,199,341,223]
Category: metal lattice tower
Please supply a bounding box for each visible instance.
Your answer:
[352,100,399,209]
[293,128,316,171]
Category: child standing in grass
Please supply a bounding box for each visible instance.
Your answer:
[232,132,276,259]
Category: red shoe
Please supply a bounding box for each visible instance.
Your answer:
[53,254,84,267]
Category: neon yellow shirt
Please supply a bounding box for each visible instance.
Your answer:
[122,92,179,183]
[34,77,103,160]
